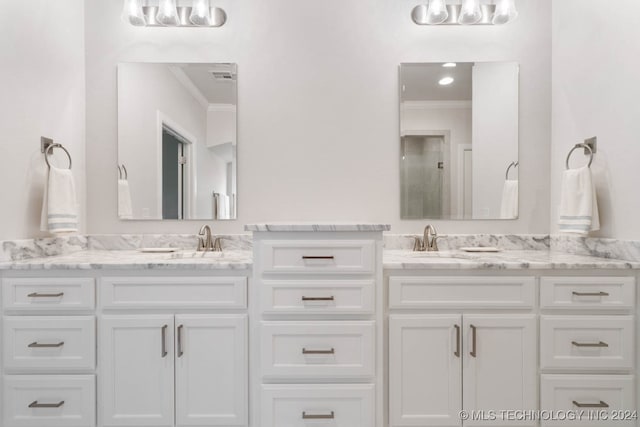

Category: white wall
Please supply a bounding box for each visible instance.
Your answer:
[85,0,551,234]
[0,0,85,240]
[472,62,519,219]
[551,0,640,239]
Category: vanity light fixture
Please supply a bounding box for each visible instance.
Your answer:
[122,0,227,28]
[412,0,518,26]
[439,77,454,86]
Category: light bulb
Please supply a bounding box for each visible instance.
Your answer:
[493,0,518,25]
[122,0,146,26]
[425,0,449,25]
[190,0,212,26]
[458,0,482,25]
[156,0,179,26]
[439,77,454,86]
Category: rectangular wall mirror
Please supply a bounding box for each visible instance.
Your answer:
[117,62,237,220]
[399,62,519,220]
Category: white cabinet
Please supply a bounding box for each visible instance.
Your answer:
[100,315,175,427]
[175,315,248,426]
[100,314,248,427]
[389,314,536,427]
[389,315,462,427]
[462,315,537,426]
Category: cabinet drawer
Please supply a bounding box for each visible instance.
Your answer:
[540,277,635,310]
[3,316,96,372]
[389,276,535,309]
[100,276,247,309]
[541,375,636,426]
[2,278,95,312]
[261,321,375,379]
[261,384,374,427]
[540,316,634,370]
[260,280,374,314]
[260,240,375,275]
[2,375,96,427]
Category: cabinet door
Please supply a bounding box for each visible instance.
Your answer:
[100,315,175,427]
[389,315,462,427]
[175,315,248,426]
[463,315,537,426]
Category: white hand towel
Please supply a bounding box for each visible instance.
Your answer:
[118,179,133,219]
[558,166,600,235]
[216,194,230,220]
[40,166,78,234]
[500,180,519,219]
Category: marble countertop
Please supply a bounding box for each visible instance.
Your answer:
[0,250,253,271]
[1,249,638,271]
[245,223,391,232]
[383,250,640,270]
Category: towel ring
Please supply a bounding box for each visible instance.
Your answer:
[505,161,519,180]
[566,143,594,170]
[44,143,72,170]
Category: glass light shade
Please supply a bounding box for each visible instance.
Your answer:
[122,0,146,26]
[156,0,179,26]
[190,0,212,26]
[425,0,449,25]
[458,0,482,25]
[493,0,519,25]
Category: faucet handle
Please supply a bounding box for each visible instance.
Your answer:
[213,237,223,252]
[413,237,424,252]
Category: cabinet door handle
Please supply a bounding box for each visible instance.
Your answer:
[29,400,65,408]
[572,291,609,297]
[302,411,335,419]
[302,348,335,355]
[177,325,184,357]
[573,400,609,408]
[470,324,477,357]
[161,325,168,358]
[28,341,64,348]
[302,256,335,260]
[454,325,461,357]
[301,296,335,302]
[572,341,609,348]
[27,292,64,298]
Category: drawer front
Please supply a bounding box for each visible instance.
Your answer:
[3,316,96,371]
[100,276,247,309]
[260,280,374,315]
[260,240,375,275]
[541,375,636,426]
[2,375,96,427]
[540,316,634,370]
[261,321,375,379]
[2,278,95,312]
[540,277,635,310]
[261,384,375,427]
[389,276,536,309]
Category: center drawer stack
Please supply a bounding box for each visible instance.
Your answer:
[255,235,380,427]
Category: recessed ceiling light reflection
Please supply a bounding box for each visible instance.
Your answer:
[442,63,457,68]
[439,77,455,86]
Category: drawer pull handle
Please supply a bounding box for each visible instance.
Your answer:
[29,400,65,408]
[572,341,609,348]
[302,256,335,260]
[301,296,335,302]
[177,325,184,357]
[27,292,64,298]
[470,324,477,358]
[302,348,335,355]
[161,325,168,358]
[454,324,461,358]
[572,291,609,297]
[28,341,64,348]
[573,400,609,408]
[302,411,335,419]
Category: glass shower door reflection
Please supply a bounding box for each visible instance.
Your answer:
[401,135,445,219]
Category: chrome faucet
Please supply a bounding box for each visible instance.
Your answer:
[413,225,441,252]
[197,225,222,252]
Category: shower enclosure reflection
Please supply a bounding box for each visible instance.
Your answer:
[400,62,519,220]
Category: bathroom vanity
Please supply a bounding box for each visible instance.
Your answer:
[0,228,638,427]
